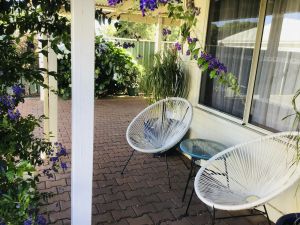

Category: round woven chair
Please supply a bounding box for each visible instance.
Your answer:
[121,97,193,187]
[193,132,300,225]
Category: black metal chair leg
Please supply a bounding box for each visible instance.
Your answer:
[182,159,194,202]
[121,150,135,174]
[211,207,215,225]
[165,153,171,189]
[184,187,195,216]
[263,205,272,225]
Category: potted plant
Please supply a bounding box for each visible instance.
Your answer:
[276,213,300,225]
[142,48,189,101]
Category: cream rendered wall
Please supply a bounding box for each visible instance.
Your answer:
[186,0,300,222]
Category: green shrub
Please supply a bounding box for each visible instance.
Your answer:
[141,49,189,102]
[57,37,144,98]
[0,38,68,225]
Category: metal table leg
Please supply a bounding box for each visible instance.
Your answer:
[182,158,195,202]
[185,187,195,216]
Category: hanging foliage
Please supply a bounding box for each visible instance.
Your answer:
[108,0,240,94]
[0,1,71,224]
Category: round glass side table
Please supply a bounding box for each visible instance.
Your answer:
[179,138,227,215]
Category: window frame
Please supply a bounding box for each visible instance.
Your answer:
[196,0,277,134]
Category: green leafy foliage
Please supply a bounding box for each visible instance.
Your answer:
[114,21,156,40]
[58,37,143,98]
[0,0,71,54]
[57,55,71,99]
[0,37,46,90]
[0,1,70,224]
[141,49,189,102]
[0,87,68,224]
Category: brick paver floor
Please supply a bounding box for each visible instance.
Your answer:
[19,97,273,225]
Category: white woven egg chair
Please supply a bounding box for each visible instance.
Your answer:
[121,97,193,188]
[191,132,300,225]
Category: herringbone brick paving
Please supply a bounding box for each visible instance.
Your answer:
[19,97,273,225]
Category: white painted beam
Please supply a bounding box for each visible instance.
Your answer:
[71,0,95,225]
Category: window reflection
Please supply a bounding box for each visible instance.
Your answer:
[199,0,260,118]
[250,0,300,131]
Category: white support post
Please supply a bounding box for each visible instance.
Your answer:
[38,34,46,102]
[39,35,50,139]
[71,0,95,225]
[48,47,58,143]
[154,17,163,53]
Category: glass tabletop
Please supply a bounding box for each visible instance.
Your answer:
[180,139,227,160]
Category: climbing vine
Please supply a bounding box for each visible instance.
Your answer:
[108,0,240,93]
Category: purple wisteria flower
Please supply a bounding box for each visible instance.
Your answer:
[108,0,122,6]
[36,215,47,225]
[187,36,198,44]
[7,109,20,121]
[43,143,68,178]
[175,42,182,51]
[61,162,68,170]
[140,0,158,16]
[186,50,191,56]
[0,95,15,110]
[107,0,171,16]
[50,157,59,162]
[123,42,135,49]
[57,147,67,157]
[23,219,32,225]
[162,28,171,36]
[199,51,227,74]
[12,85,25,98]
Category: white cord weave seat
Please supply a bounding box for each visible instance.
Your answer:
[126,97,193,154]
[194,132,300,212]
[121,98,193,187]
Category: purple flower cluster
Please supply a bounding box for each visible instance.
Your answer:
[23,215,46,225]
[108,0,171,15]
[123,42,135,49]
[187,36,198,44]
[108,0,122,6]
[0,86,24,121]
[175,42,182,51]
[7,109,21,121]
[36,215,47,225]
[140,0,158,16]
[199,52,227,74]
[43,142,68,179]
[162,28,171,36]
[12,85,25,97]
[0,95,15,109]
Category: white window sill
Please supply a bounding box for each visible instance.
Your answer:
[195,104,273,136]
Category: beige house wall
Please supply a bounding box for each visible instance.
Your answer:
[185,0,300,222]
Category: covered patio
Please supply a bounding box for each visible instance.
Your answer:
[2,0,300,224]
[19,97,271,225]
